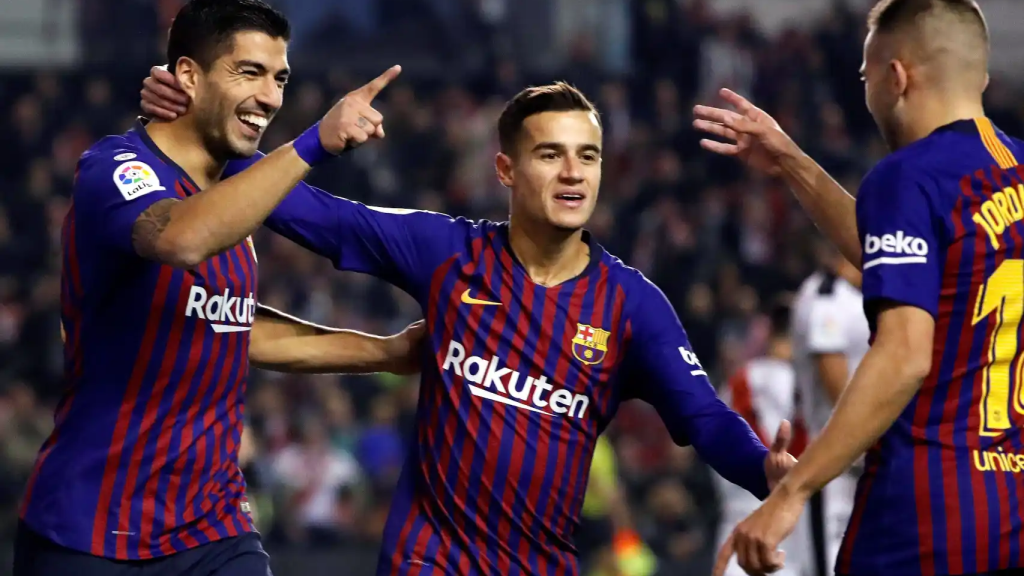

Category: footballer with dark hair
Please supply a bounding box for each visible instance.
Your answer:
[13,1,414,575]
[142,68,798,573]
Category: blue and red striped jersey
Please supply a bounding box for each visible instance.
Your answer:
[222,152,773,575]
[20,122,258,559]
[841,118,1024,576]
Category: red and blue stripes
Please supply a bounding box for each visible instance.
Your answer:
[19,199,85,519]
[22,174,257,560]
[381,225,628,575]
[839,129,1024,576]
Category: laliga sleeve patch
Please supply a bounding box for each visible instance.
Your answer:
[112,161,165,201]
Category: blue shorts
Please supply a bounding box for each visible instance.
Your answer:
[13,521,272,576]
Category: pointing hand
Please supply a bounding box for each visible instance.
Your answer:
[317,65,401,154]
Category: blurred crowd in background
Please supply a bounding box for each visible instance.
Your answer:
[3,0,1024,575]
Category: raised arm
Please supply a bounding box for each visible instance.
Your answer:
[249,305,425,375]
[142,65,467,301]
[693,89,861,265]
[624,275,795,500]
[129,66,399,268]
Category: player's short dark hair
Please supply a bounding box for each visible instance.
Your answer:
[167,0,290,74]
[868,0,987,41]
[497,82,600,155]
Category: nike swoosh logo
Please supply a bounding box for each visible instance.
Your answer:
[461,289,501,306]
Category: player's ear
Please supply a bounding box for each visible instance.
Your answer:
[174,57,202,100]
[891,59,909,97]
[983,72,990,92]
[495,152,514,188]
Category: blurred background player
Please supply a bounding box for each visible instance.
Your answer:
[791,241,867,576]
[14,2,418,576]
[715,300,810,576]
[697,1,1024,575]
[141,75,798,575]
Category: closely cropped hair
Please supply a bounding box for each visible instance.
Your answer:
[868,0,987,40]
[497,82,600,154]
[167,0,290,73]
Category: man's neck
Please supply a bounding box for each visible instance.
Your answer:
[145,119,226,189]
[899,95,986,149]
[507,218,590,287]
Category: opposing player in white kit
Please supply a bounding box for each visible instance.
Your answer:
[791,246,869,576]
[715,302,811,576]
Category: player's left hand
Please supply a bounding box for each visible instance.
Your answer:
[712,485,808,576]
[763,420,797,490]
[140,65,190,120]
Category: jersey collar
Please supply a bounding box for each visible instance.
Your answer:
[931,117,998,137]
[130,117,203,192]
[496,221,604,286]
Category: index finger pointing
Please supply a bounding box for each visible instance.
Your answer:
[712,534,736,576]
[354,65,402,101]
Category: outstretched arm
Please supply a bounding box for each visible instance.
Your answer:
[694,89,861,265]
[129,65,399,268]
[130,145,313,267]
[250,305,425,375]
[142,64,460,298]
[776,151,860,265]
[625,277,795,500]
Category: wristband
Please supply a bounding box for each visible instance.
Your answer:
[293,122,334,166]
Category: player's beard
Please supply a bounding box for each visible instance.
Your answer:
[194,96,251,162]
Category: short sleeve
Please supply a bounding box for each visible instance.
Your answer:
[225,155,465,299]
[807,298,848,353]
[857,158,944,319]
[623,273,770,499]
[74,147,180,254]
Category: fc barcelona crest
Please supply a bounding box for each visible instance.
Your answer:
[572,323,610,365]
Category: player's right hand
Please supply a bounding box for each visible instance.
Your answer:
[693,89,799,177]
[317,65,401,154]
[140,65,189,121]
